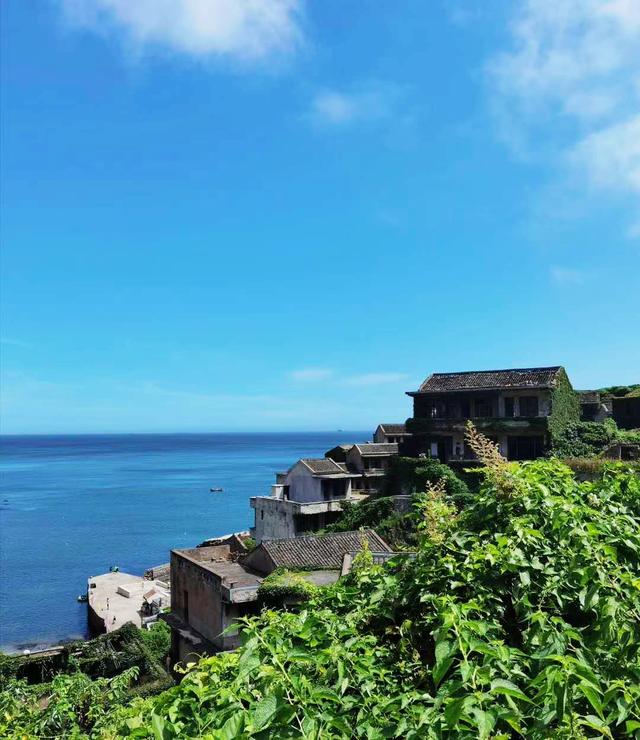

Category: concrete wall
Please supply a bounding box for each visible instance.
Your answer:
[171,550,227,649]
[285,461,323,503]
[253,497,298,542]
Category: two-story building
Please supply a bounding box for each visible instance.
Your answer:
[404,366,577,461]
[251,458,362,543]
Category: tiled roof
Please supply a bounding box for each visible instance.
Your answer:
[300,458,345,475]
[414,367,563,393]
[259,530,391,569]
[377,423,407,434]
[354,443,399,456]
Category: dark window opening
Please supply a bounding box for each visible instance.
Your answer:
[474,398,492,417]
[183,590,189,622]
[507,436,544,460]
[504,397,515,417]
[519,396,539,417]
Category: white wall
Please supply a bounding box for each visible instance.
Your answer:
[285,461,323,503]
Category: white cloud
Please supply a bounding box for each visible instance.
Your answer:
[59,0,303,62]
[550,266,585,284]
[341,373,409,387]
[568,115,640,193]
[308,84,404,128]
[288,367,334,382]
[487,0,640,232]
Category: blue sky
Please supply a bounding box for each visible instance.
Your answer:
[1,0,639,434]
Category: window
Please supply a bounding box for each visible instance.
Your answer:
[519,396,539,417]
[474,398,492,417]
[183,590,189,622]
[504,397,515,417]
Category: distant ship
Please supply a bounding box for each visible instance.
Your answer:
[210,487,224,493]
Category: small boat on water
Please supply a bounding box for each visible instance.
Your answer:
[77,594,88,603]
[210,487,224,493]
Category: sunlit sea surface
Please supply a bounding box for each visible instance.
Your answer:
[0,432,366,651]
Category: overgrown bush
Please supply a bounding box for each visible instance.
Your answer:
[139,621,170,665]
[385,456,471,504]
[257,569,319,608]
[552,418,640,457]
[5,430,640,737]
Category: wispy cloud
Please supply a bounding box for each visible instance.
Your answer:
[286,368,409,387]
[341,372,409,387]
[486,0,640,234]
[0,337,33,349]
[550,266,585,284]
[58,0,304,62]
[307,83,406,128]
[288,367,334,382]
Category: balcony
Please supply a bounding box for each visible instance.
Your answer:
[407,416,548,435]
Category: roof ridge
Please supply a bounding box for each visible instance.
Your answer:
[430,366,562,377]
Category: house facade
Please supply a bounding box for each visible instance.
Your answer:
[404,366,577,461]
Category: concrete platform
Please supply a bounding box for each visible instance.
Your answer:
[87,572,170,634]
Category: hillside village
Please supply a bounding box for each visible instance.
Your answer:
[6,365,640,738]
[79,366,640,670]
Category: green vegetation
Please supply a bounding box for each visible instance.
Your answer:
[323,496,417,549]
[384,456,471,503]
[6,427,640,738]
[552,418,640,458]
[597,384,640,397]
[258,569,319,607]
[548,368,581,446]
[139,621,171,666]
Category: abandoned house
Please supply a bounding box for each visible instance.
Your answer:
[373,423,411,445]
[163,530,390,666]
[403,366,577,461]
[250,458,363,543]
[252,440,400,543]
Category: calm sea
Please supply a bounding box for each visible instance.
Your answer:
[0,432,365,652]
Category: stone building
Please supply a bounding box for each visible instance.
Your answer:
[163,531,389,667]
[404,366,577,461]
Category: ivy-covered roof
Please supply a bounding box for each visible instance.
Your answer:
[411,366,564,394]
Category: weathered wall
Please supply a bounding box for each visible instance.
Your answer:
[285,461,323,503]
[253,498,297,542]
[171,552,225,649]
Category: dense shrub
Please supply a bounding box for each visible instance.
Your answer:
[385,456,471,504]
[552,419,640,457]
[5,436,640,738]
[139,621,170,665]
[258,569,319,607]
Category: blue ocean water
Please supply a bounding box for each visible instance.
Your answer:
[0,432,365,651]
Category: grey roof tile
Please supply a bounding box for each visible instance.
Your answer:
[260,530,391,569]
[414,367,563,393]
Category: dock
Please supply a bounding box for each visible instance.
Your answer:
[87,572,170,634]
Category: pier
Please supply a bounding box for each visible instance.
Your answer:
[87,572,170,635]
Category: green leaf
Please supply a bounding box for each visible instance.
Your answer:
[444,697,465,728]
[219,712,245,740]
[252,695,278,731]
[490,678,532,703]
[578,682,604,719]
[471,707,495,740]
